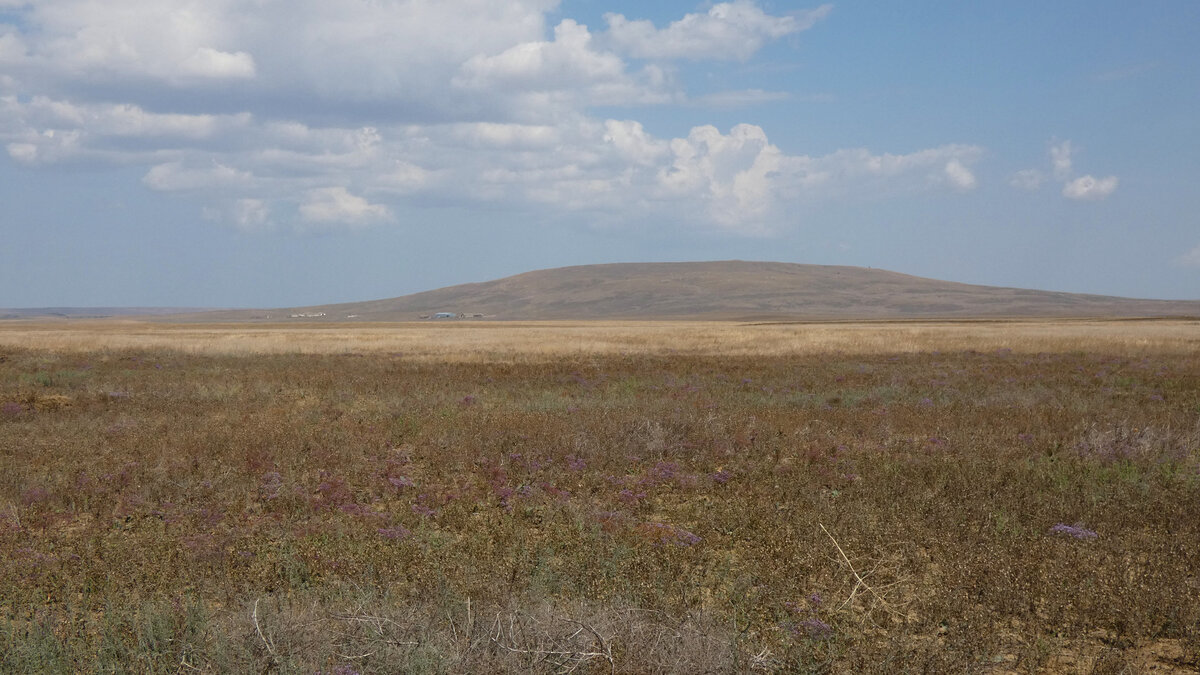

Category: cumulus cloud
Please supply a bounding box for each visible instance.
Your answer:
[454,19,675,116]
[0,0,987,234]
[603,119,668,166]
[656,124,782,229]
[1062,174,1119,201]
[1014,140,1118,200]
[299,187,391,226]
[1,0,557,109]
[944,159,977,191]
[604,2,831,61]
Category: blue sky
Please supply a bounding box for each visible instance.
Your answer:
[1,0,1198,307]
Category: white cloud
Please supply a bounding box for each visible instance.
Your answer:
[143,161,254,192]
[179,47,255,80]
[604,2,831,61]
[944,159,977,191]
[1010,168,1044,190]
[454,19,673,115]
[458,20,622,90]
[299,187,391,226]
[377,161,433,194]
[17,96,249,138]
[233,198,271,231]
[604,119,669,167]
[0,0,988,234]
[1175,244,1200,268]
[656,123,782,230]
[3,0,556,101]
[451,123,562,150]
[6,142,38,162]
[0,27,26,63]
[1062,174,1118,200]
[1050,140,1073,180]
[1015,140,1119,201]
[5,128,81,164]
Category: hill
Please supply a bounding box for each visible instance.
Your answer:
[0,307,213,320]
[183,261,1200,322]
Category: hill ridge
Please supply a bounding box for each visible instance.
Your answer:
[177,261,1200,322]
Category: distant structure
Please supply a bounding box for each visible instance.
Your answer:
[426,312,486,320]
[289,312,326,318]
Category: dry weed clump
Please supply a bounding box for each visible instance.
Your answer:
[1,332,1198,672]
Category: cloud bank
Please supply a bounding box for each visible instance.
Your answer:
[1,1,983,233]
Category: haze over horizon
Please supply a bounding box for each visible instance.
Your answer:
[3,1,1198,308]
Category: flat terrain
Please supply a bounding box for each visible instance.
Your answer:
[1,320,1198,672]
[2,318,1199,359]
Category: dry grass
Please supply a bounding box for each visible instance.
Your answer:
[1,318,1198,360]
[1,320,1198,672]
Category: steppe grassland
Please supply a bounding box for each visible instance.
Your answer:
[1,319,1198,673]
[1,318,1198,358]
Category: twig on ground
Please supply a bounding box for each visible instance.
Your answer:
[820,523,902,619]
[252,597,278,662]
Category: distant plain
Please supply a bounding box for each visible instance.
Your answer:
[2,318,1198,359]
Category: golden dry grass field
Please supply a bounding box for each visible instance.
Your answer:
[1,319,1198,673]
[2,318,1199,359]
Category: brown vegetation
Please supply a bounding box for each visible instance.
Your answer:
[1,321,1198,672]
[182,261,1200,321]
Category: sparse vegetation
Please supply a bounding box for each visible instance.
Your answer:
[1,321,1198,672]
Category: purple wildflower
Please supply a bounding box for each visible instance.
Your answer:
[566,454,587,471]
[649,461,678,483]
[710,470,732,484]
[314,474,353,510]
[798,617,834,639]
[617,489,646,504]
[1,402,22,416]
[412,495,437,517]
[340,503,383,518]
[20,487,51,507]
[259,471,283,500]
[1050,523,1098,540]
[377,525,411,540]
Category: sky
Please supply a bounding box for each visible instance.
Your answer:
[1,0,1198,308]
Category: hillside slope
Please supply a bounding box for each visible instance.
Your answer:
[185,261,1200,321]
